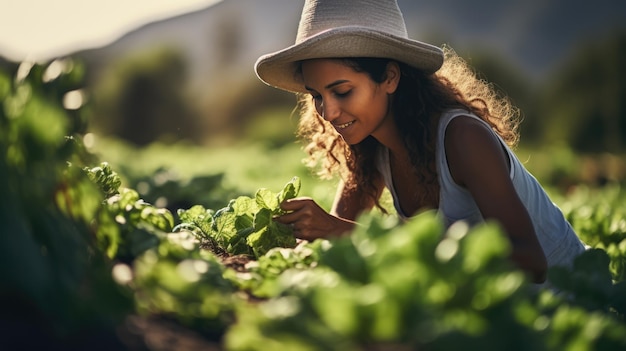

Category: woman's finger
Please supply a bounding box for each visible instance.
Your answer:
[279,197,313,211]
[274,211,299,224]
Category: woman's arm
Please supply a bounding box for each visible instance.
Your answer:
[445,116,548,283]
[275,177,383,240]
[330,177,382,220]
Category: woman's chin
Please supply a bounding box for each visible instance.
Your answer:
[343,135,366,145]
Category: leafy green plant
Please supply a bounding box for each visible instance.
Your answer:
[225,212,626,351]
[225,239,328,298]
[4,57,626,351]
[176,177,301,258]
[131,230,237,338]
[560,184,626,281]
[85,162,175,262]
[0,59,133,347]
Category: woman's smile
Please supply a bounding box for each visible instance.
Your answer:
[334,120,355,129]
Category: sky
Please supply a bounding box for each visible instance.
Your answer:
[0,0,222,62]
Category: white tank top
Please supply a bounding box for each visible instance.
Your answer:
[376,109,585,269]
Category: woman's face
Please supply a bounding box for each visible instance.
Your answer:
[300,58,399,145]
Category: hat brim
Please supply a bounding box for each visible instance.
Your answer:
[255,26,444,93]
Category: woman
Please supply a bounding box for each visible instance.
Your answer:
[254,0,586,284]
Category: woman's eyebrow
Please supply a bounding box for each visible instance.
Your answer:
[305,79,350,92]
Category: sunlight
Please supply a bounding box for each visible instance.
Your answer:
[112,263,133,285]
[63,90,84,110]
[0,0,222,62]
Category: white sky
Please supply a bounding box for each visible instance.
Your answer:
[0,0,222,62]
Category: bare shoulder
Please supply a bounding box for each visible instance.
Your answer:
[444,114,509,187]
[444,115,496,146]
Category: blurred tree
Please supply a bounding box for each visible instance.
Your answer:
[213,7,244,68]
[90,48,203,146]
[196,7,298,147]
[539,33,626,152]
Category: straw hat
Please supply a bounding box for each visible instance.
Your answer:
[255,0,444,93]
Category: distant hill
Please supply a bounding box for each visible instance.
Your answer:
[77,0,626,87]
[398,0,626,80]
[77,0,303,94]
[71,0,625,144]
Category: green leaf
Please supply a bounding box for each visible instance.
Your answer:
[256,188,279,210]
[247,226,272,258]
[247,221,296,258]
[254,207,272,231]
[267,220,297,249]
[461,221,511,274]
[278,176,301,204]
[175,205,214,238]
[84,162,121,197]
[212,209,238,247]
[319,236,369,284]
[140,206,174,232]
[232,195,258,217]
[228,229,254,256]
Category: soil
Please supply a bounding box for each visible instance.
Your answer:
[199,239,254,271]
[117,315,223,351]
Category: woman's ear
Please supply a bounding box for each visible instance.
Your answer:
[384,61,401,94]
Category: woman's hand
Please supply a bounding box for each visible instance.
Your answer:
[274,197,356,240]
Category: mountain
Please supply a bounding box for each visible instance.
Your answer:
[77,0,303,94]
[398,0,626,80]
[71,0,625,143]
[77,0,626,86]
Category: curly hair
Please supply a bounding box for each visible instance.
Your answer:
[294,46,521,212]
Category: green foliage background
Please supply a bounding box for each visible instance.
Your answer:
[1,32,626,350]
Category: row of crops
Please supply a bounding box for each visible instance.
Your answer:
[2,59,626,350]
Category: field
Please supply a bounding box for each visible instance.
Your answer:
[2,59,626,351]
